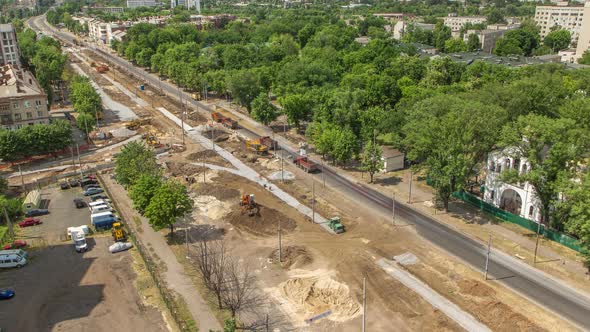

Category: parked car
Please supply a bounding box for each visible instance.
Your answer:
[25,209,49,217]
[80,179,98,187]
[2,240,27,250]
[60,182,70,190]
[68,178,79,187]
[90,194,109,201]
[109,241,133,253]
[0,289,15,300]
[73,198,86,209]
[82,184,101,191]
[84,187,104,196]
[18,217,42,228]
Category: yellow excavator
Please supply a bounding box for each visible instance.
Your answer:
[112,222,127,242]
[245,139,268,155]
[143,131,160,146]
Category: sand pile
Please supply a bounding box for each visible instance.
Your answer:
[193,195,231,221]
[279,275,360,322]
[259,158,281,171]
[227,206,296,236]
[269,246,312,268]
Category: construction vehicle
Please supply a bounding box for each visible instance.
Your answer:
[126,118,151,130]
[328,217,345,234]
[222,118,238,129]
[293,156,318,173]
[143,132,161,147]
[245,139,268,155]
[240,194,260,216]
[259,136,276,150]
[191,92,201,100]
[111,222,127,242]
[91,61,109,73]
[211,112,224,123]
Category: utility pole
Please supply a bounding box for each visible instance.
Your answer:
[18,165,25,193]
[181,109,185,146]
[392,191,396,226]
[281,150,284,183]
[185,215,190,259]
[408,170,413,204]
[362,277,366,332]
[278,219,282,263]
[484,234,492,280]
[534,221,542,264]
[312,178,315,224]
[3,206,14,240]
[76,143,83,178]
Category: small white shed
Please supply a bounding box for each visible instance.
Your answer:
[381,147,405,173]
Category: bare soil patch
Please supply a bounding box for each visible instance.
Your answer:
[165,161,206,177]
[227,206,296,236]
[194,184,240,201]
[269,245,313,268]
[185,150,232,167]
[457,279,496,298]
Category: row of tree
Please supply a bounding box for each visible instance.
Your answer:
[115,142,193,234]
[0,120,72,161]
[69,75,102,135]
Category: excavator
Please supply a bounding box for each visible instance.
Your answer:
[240,194,260,216]
[245,139,268,155]
[143,131,160,147]
[111,222,127,242]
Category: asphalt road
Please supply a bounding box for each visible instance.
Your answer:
[29,15,590,329]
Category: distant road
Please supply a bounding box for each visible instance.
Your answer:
[29,14,590,329]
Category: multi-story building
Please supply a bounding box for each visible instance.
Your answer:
[463,25,519,53]
[0,65,49,130]
[575,0,590,60]
[84,6,125,13]
[534,2,585,45]
[170,0,187,8]
[373,13,416,22]
[126,0,157,8]
[484,150,542,222]
[443,15,487,36]
[392,21,435,40]
[0,24,21,67]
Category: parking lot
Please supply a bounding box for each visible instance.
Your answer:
[0,182,167,331]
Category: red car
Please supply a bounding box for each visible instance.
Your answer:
[2,240,27,250]
[18,217,42,228]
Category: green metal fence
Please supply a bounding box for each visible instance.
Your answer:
[453,191,583,253]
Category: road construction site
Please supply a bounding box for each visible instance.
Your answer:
[22,15,590,331]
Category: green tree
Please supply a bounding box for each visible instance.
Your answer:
[115,141,160,187]
[332,128,358,165]
[494,36,523,55]
[494,28,539,56]
[250,93,278,125]
[226,70,261,112]
[499,114,588,228]
[467,33,480,51]
[403,95,507,211]
[70,76,102,117]
[0,130,24,161]
[0,195,23,225]
[433,22,452,52]
[361,139,384,183]
[76,112,95,136]
[144,179,193,235]
[444,38,468,53]
[486,8,506,24]
[578,50,590,65]
[279,94,313,129]
[543,29,571,52]
[129,174,162,214]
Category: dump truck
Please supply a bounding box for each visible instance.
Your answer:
[222,118,238,129]
[111,222,127,242]
[211,112,224,123]
[259,136,276,150]
[246,139,268,155]
[293,156,318,173]
[328,217,345,234]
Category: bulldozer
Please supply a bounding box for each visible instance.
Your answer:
[111,222,127,242]
[245,139,268,155]
[143,131,160,147]
[240,194,260,216]
[328,217,345,234]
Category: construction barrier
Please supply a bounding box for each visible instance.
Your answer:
[453,191,583,253]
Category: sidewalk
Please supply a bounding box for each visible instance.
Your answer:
[103,176,222,332]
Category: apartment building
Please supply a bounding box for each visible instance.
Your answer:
[534,2,585,45]
[0,24,20,67]
[463,24,519,53]
[443,15,487,36]
[575,0,590,60]
[0,65,49,130]
[126,0,157,8]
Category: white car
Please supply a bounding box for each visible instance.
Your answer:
[109,242,133,253]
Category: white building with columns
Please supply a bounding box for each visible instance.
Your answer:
[484,150,542,222]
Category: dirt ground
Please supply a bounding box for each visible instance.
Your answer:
[66,45,575,331]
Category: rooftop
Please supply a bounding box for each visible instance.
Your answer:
[0,24,14,33]
[0,65,45,99]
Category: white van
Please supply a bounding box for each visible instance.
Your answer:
[91,204,113,213]
[0,249,28,259]
[0,253,27,268]
[88,200,110,211]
